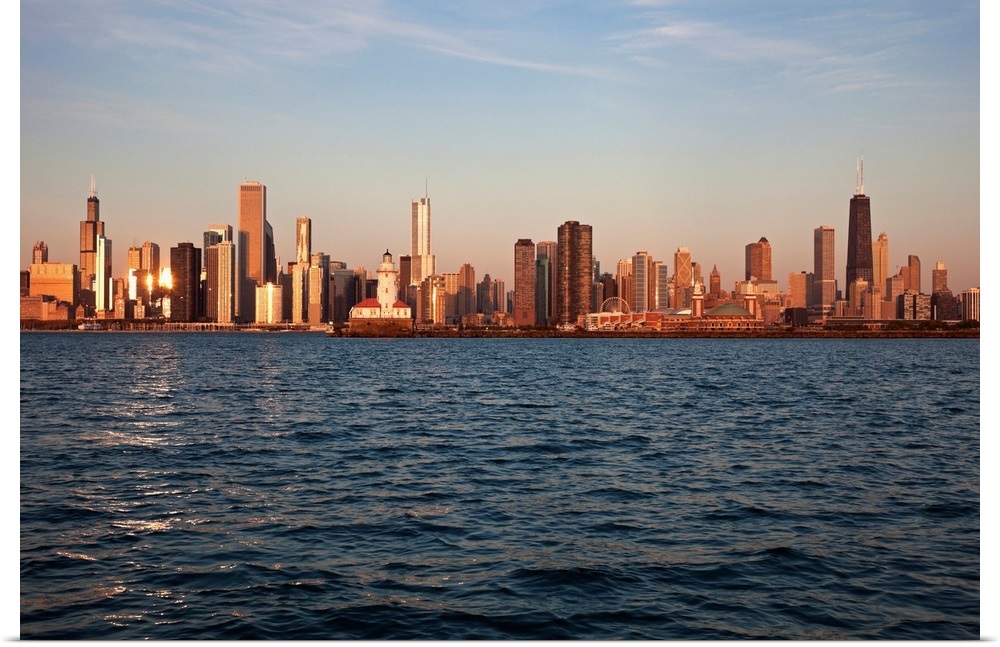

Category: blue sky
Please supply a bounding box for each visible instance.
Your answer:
[20,1,981,292]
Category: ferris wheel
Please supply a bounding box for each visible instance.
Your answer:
[600,297,631,313]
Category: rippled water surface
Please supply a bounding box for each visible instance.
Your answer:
[20,334,979,639]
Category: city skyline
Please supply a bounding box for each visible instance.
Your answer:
[20,2,981,293]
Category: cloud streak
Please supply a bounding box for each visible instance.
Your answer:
[25,0,609,79]
[615,19,823,62]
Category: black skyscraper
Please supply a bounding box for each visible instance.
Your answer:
[846,157,873,287]
[170,242,202,323]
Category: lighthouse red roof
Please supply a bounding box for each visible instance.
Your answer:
[353,298,381,308]
[393,300,409,308]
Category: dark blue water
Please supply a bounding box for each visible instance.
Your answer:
[20,334,979,639]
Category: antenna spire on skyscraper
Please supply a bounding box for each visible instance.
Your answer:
[855,151,864,195]
[425,177,428,201]
[90,173,97,199]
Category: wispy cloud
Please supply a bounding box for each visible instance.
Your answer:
[613,19,822,63]
[25,0,608,79]
[607,3,973,101]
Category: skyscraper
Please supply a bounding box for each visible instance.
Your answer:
[95,234,112,312]
[458,263,476,319]
[513,239,536,326]
[673,247,693,309]
[932,261,948,295]
[656,263,672,308]
[535,256,550,325]
[632,251,651,312]
[79,175,105,293]
[961,288,980,322]
[616,258,633,311]
[203,226,226,256]
[203,228,228,317]
[907,255,921,294]
[556,221,593,325]
[788,272,810,308]
[296,217,312,266]
[170,242,201,322]
[290,217,312,323]
[399,255,412,288]
[237,181,275,321]
[536,241,558,323]
[846,156,873,287]
[477,273,493,317]
[491,278,506,314]
[127,246,142,273]
[873,232,889,293]
[32,241,48,264]
[814,226,836,307]
[709,264,721,299]
[442,272,460,322]
[143,239,161,272]
[411,188,435,285]
[308,252,330,324]
[206,240,235,323]
[418,274,447,325]
[745,237,772,281]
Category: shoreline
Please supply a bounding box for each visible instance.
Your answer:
[19,324,979,339]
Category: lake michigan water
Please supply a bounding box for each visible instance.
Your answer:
[20,333,979,639]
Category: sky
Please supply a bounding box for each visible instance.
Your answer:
[19,1,981,294]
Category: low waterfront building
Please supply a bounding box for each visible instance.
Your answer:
[28,263,80,306]
[20,295,73,321]
[581,302,762,332]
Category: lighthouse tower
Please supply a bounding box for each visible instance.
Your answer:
[377,250,400,314]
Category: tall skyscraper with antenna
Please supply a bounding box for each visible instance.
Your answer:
[846,155,873,288]
[410,183,435,285]
[79,175,105,297]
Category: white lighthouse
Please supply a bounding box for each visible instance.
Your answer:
[376,250,400,313]
[348,250,413,332]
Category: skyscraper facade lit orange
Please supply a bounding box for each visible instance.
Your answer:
[237,181,274,321]
[932,261,948,295]
[79,176,104,296]
[673,247,693,309]
[709,264,721,299]
[813,226,835,308]
[745,237,772,281]
[513,238,536,326]
[127,246,142,273]
[411,189,434,285]
[32,241,48,264]
[907,255,921,294]
[556,221,592,325]
[455,263,475,320]
[873,232,889,293]
[632,251,651,312]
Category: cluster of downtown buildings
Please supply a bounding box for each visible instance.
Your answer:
[20,161,980,331]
